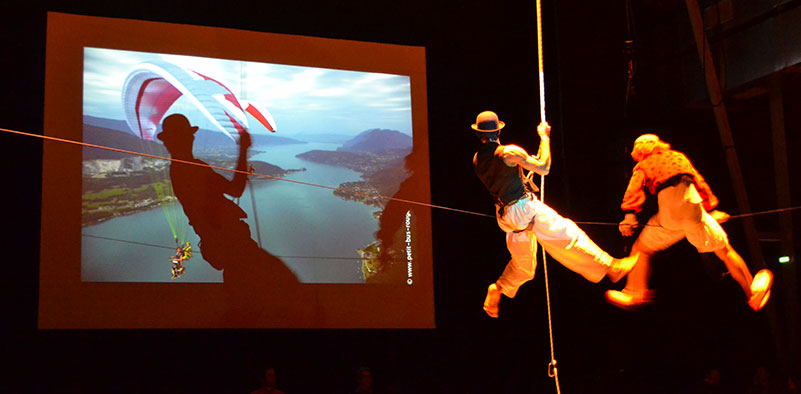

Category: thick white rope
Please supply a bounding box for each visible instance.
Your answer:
[535,0,562,392]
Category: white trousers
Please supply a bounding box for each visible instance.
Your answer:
[638,182,728,253]
[495,194,613,298]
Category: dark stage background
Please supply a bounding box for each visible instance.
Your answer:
[2,1,800,393]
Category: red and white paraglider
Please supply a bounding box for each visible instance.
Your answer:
[121,60,276,142]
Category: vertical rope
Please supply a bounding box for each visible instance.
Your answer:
[536,0,546,124]
[536,0,561,392]
[241,62,263,249]
[247,178,263,248]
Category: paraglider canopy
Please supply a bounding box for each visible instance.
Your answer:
[121,61,277,142]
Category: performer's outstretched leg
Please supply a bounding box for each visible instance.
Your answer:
[483,220,638,318]
[714,243,753,297]
[485,229,538,318]
[687,208,772,311]
[713,243,773,311]
[607,213,772,311]
[528,202,637,283]
[625,240,654,292]
[606,239,657,310]
[495,229,538,297]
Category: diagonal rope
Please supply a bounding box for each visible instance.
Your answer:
[5,126,799,229]
[3,126,491,219]
[247,178,263,248]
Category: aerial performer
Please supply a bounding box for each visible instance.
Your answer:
[471,111,639,318]
[169,242,191,279]
[607,133,773,311]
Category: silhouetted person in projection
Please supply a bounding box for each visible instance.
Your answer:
[158,114,301,322]
[371,148,419,283]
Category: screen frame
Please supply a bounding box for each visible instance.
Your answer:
[40,12,433,329]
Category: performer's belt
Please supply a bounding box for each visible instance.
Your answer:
[655,174,694,194]
[496,192,530,217]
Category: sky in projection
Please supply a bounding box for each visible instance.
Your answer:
[83,47,413,137]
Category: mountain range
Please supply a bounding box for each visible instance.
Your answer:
[82,115,305,154]
[338,128,412,155]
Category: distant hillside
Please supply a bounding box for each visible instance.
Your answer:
[82,124,165,160]
[292,133,352,144]
[296,147,408,208]
[82,115,305,152]
[338,129,412,155]
[249,160,295,179]
[83,116,133,134]
[192,129,305,149]
[296,150,382,174]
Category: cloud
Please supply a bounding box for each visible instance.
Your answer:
[311,87,349,97]
[82,48,414,135]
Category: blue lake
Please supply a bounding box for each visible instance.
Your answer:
[81,142,381,283]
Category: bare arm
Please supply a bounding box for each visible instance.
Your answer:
[223,132,252,198]
[501,122,551,175]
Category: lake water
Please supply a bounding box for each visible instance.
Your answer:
[81,142,381,283]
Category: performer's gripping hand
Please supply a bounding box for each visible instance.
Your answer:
[537,122,551,138]
[619,213,639,237]
[239,130,252,149]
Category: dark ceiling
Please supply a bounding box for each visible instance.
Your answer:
[2,1,799,393]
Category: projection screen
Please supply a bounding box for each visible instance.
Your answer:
[40,12,433,329]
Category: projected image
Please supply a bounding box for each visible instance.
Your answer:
[81,47,414,284]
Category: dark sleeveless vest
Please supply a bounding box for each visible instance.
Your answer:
[474,142,526,206]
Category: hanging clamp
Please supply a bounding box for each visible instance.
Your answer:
[548,359,558,378]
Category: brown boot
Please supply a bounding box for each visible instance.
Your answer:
[605,288,655,311]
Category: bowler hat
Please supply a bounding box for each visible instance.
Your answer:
[471,111,505,132]
[157,114,199,143]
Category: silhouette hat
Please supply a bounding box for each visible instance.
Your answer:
[471,111,505,132]
[157,114,199,143]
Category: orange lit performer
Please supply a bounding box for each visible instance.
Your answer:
[607,134,773,311]
[472,111,638,318]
